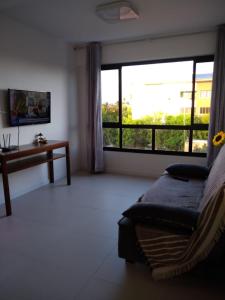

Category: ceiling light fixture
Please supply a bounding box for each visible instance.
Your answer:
[96,1,139,23]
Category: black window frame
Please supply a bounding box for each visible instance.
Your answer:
[102,55,214,157]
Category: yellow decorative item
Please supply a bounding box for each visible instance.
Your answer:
[213,131,225,146]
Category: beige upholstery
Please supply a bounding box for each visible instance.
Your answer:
[200,144,225,211]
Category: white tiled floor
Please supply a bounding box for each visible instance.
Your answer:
[0,174,224,300]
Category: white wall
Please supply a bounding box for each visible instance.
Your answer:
[77,31,217,178]
[0,14,79,204]
[104,151,207,178]
[102,32,216,64]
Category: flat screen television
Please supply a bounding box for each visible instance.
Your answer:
[8,89,51,126]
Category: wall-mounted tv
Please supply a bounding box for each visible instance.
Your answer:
[8,89,51,126]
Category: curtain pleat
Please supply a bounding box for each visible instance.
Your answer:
[87,42,104,173]
[207,24,225,166]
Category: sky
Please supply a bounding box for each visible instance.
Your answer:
[101,61,214,119]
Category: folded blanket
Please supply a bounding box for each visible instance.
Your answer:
[136,185,225,279]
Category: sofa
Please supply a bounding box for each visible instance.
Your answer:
[118,144,225,279]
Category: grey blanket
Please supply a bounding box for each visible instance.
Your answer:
[141,174,204,211]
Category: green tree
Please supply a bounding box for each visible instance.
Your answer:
[102,102,119,122]
[103,128,119,147]
[102,102,208,152]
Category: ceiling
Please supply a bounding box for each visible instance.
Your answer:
[0,0,225,45]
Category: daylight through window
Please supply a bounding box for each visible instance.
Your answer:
[101,56,214,156]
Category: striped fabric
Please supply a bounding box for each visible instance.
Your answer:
[136,184,225,280]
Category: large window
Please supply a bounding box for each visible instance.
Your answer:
[101,56,214,156]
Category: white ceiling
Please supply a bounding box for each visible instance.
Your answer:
[0,0,225,45]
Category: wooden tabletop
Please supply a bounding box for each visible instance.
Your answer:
[0,140,69,161]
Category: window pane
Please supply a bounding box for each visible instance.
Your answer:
[101,70,119,122]
[103,128,119,147]
[122,129,152,150]
[194,62,214,124]
[122,61,193,125]
[192,130,208,153]
[155,130,189,152]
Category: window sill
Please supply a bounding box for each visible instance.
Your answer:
[103,147,206,157]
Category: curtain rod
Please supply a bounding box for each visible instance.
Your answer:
[73,28,216,50]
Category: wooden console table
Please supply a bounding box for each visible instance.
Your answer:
[0,140,71,216]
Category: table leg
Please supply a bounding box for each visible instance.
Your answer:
[47,150,54,183]
[65,144,71,185]
[2,161,12,216]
